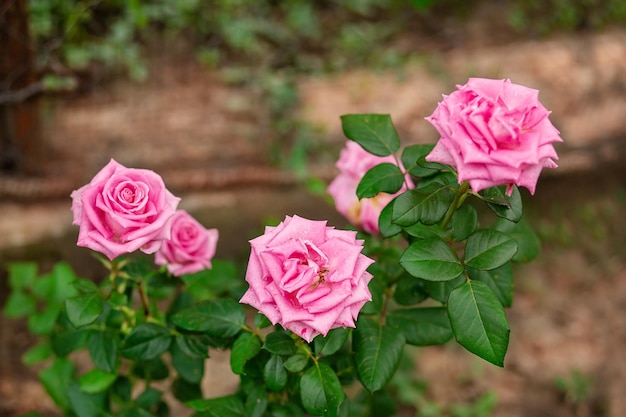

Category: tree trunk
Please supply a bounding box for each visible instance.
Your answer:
[0,0,41,175]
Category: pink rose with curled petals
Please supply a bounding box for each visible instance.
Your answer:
[425,78,562,195]
[155,210,219,276]
[239,215,374,343]
[71,159,180,260]
[328,141,413,234]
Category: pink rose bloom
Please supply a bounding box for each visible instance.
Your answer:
[425,78,562,195]
[71,159,180,260]
[240,215,374,342]
[155,210,219,276]
[327,141,413,234]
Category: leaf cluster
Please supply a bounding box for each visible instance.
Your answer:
[341,113,541,368]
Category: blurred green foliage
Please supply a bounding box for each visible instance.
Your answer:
[29,0,625,85]
[508,0,626,35]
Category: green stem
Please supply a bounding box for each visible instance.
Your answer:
[440,181,470,230]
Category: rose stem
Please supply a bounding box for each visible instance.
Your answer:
[440,181,470,230]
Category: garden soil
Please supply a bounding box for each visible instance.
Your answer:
[1,16,626,417]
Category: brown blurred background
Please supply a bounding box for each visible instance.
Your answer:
[1,0,626,416]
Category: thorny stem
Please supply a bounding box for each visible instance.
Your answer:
[136,280,150,317]
[440,181,470,230]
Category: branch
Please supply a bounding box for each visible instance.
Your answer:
[0,81,45,105]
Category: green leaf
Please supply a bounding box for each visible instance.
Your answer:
[392,188,453,226]
[451,204,478,242]
[387,307,453,346]
[300,362,345,417]
[482,186,523,222]
[22,342,53,365]
[393,276,428,305]
[268,402,306,417]
[254,313,272,329]
[28,304,60,335]
[244,384,268,417]
[89,330,119,373]
[447,280,510,367]
[353,318,405,392]
[182,260,241,300]
[51,328,89,357]
[171,340,204,383]
[136,387,162,410]
[231,332,262,375]
[283,353,309,372]
[66,293,103,328]
[7,262,38,290]
[78,369,117,394]
[399,239,464,281]
[340,114,400,156]
[171,299,245,338]
[464,230,518,271]
[494,218,541,263]
[174,334,209,358]
[378,196,402,238]
[71,279,99,294]
[121,323,172,361]
[264,354,288,391]
[314,328,349,356]
[68,380,106,417]
[39,358,75,409]
[356,163,404,199]
[3,290,36,317]
[131,358,169,380]
[187,395,246,416]
[360,274,385,315]
[111,376,132,403]
[401,144,437,177]
[468,264,513,308]
[402,222,449,240]
[172,378,202,403]
[108,291,128,308]
[263,330,297,355]
[49,262,79,303]
[423,275,465,304]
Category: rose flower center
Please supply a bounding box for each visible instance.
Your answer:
[466,98,523,152]
[279,240,332,307]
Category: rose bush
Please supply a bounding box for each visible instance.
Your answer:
[70,158,180,260]
[425,77,562,195]
[5,78,563,417]
[239,214,374,342]
[327,140,413,234]
[155,210,219,276]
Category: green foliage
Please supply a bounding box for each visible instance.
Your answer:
[341,113,539,368]
[507,0,626,35]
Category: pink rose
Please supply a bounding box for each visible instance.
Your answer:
[71,159,180,260]
[327,141,413,234]
[155,210,219,276]
[240,215,374,342]
[425,78,562,195]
